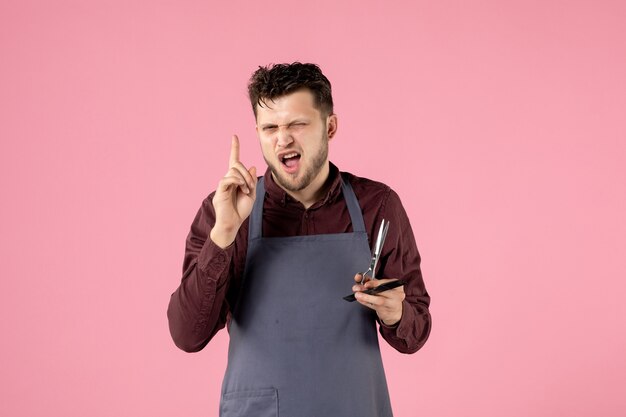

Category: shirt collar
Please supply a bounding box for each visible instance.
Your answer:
[263,162,343,209]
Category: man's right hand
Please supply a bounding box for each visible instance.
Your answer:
[210,135,257,248]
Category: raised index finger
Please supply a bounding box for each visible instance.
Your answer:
[229,135,240,167]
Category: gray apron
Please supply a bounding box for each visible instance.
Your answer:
[219,175,393,417]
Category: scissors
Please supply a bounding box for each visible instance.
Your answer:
[360,219,390,283]
[343,219,405,302]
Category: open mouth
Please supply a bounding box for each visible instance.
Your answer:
[280,152,301,169]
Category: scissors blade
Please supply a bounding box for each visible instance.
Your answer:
[370,219,389,279]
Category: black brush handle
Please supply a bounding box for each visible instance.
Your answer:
[343,280,406,302]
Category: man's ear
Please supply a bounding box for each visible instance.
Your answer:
[327,114,338,140]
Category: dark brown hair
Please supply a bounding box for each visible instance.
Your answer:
[247,62,334,118]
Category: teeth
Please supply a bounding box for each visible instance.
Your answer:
[281,152,299,160]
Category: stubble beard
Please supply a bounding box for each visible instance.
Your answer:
[266,134,329,193]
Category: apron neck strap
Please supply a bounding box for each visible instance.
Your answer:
[340,173,366,233]
[248,172,366,240]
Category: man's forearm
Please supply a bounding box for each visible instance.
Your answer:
[379,297,431,354]
[167,239,232,352]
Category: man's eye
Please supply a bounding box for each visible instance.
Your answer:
[263,126,277,132]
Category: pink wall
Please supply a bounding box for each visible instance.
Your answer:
[2,1,625,416]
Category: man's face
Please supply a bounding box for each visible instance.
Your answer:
[255,89,337,195]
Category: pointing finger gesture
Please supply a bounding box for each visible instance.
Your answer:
[210,135,257,248]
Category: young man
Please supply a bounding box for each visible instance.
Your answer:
[168,63,431,416]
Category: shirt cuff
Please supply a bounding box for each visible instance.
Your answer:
[197,237,234,284]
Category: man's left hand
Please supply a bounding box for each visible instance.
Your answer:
[352,274,405,326]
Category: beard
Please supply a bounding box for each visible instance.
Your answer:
[265,133,329,193]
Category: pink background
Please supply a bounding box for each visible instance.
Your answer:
[2,1,625,416]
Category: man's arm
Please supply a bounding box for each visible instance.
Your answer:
[167,197,235,352]
[353,189,431,354]
[379,190,431,353]
[167,135,257,352]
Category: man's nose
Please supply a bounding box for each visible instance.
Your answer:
[276,127,294,147]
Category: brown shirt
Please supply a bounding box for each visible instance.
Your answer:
[167,163,431,353]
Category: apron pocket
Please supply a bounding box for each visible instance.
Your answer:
[220,388,278,417]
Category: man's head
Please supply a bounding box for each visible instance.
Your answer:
[248,63,338,205]
[248,62,334,119]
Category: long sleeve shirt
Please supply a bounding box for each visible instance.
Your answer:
[167,162,431,354]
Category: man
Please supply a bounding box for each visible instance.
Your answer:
[168,62,431,417]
